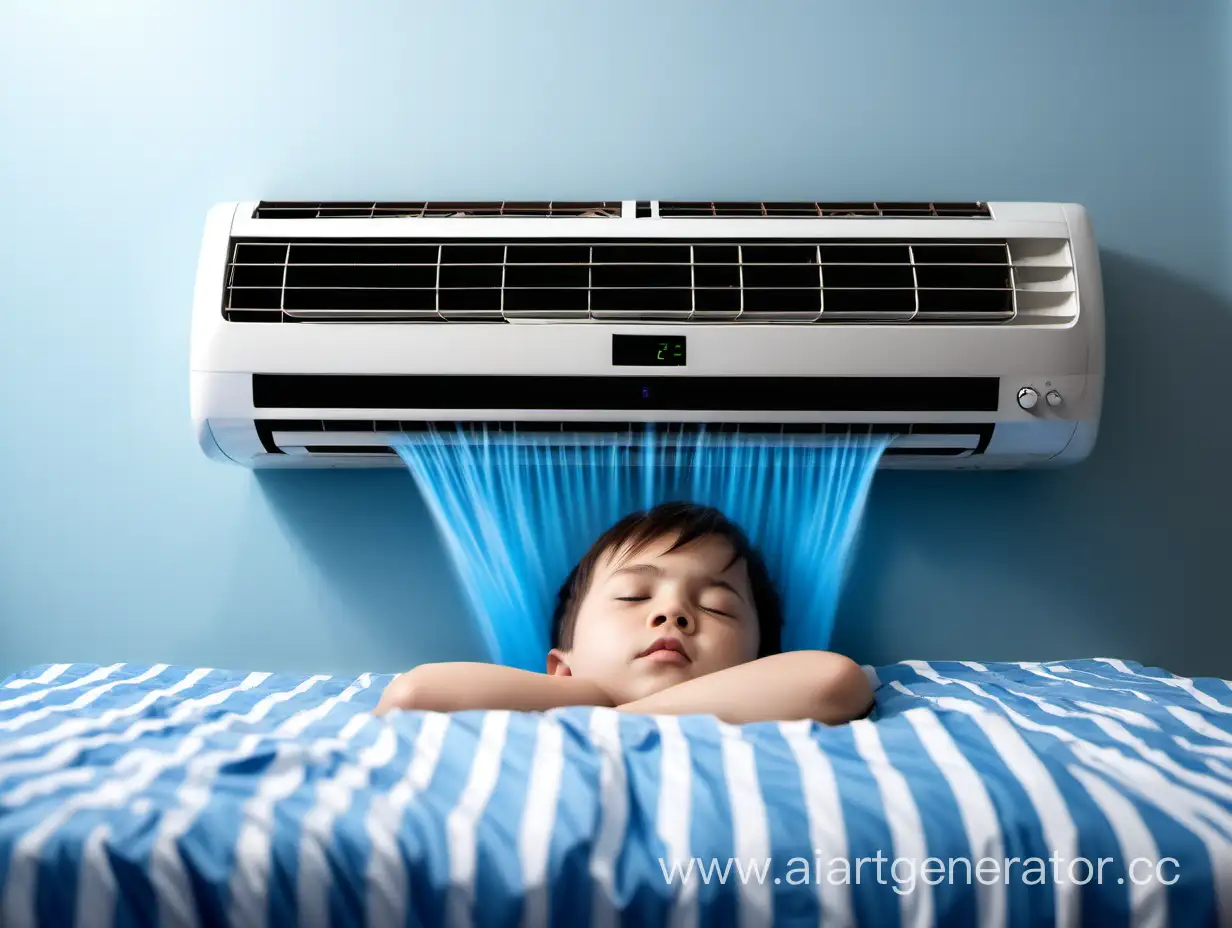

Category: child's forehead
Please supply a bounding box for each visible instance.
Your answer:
[599,531,740,572]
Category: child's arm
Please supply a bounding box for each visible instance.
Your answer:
[374,662,614,715]
[614,651,873,725]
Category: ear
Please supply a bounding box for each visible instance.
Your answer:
[546,649,573,676]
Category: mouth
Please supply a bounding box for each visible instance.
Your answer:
[637,637,691,665]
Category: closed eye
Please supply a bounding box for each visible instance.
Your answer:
[615,596,649,602]
[702,606,734,617]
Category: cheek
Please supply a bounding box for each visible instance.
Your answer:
[568,607,634,669]
[744,622,762,657]
[704,619,761,664]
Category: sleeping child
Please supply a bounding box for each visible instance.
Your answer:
[375,501,873,725]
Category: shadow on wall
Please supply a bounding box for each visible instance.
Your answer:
[835,249,1232,678]
[255,467,483,669]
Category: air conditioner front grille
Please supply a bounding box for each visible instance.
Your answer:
[656,201,991,219]
[252,201,623,219]
[224,237,1074,325]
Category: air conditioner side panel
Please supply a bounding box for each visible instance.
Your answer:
[190,202,239,453]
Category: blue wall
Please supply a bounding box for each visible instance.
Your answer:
[1,1,1229,678]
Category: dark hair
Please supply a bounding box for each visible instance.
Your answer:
[550,501,782,657]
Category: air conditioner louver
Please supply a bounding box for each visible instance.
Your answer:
[224,237,1075,325]
[255,419,995,458]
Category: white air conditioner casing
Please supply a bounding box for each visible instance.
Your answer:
[190,200,1104,469]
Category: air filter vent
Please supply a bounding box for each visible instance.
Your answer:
[656,202,991,219]
[252,202,622,219]
[224,237,1074,325]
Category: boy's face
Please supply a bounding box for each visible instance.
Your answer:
[547,532,761,703]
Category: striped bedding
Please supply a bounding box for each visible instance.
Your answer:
[0,659,1228,927]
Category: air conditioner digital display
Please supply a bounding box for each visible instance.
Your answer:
[612,335,686,367]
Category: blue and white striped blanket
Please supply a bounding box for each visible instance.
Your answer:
[0,659,1228,927]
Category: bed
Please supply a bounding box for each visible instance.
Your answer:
[0,659,1227,927]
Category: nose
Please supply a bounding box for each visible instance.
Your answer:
[649,608,694,635]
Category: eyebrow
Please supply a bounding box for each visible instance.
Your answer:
[608,564,747,603]
[609,564,661,578]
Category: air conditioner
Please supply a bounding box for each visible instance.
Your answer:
[190,200,1103,469]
